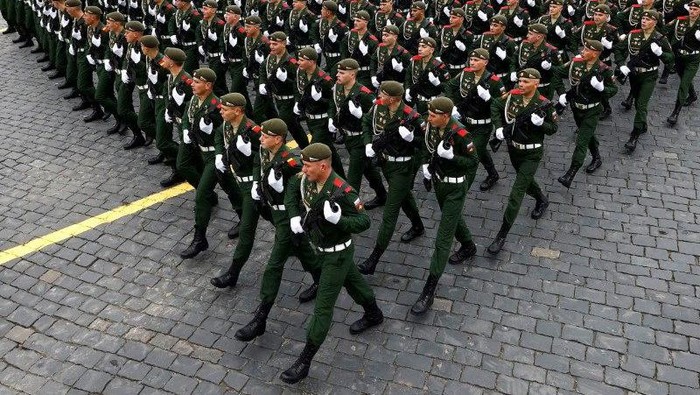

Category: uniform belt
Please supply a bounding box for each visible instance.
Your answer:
[358,66,370,71]
[496,72,510,78]
[342,129,362,137]
[207,52,221,57]
[77,48,85,52]
[384,155,411,162]
[318,239,351,253]
[137,84,148,90]
[448,63,467,69]
[273,94,294,100]
[538,82,550,87]
[416,94,436,102]
[557,50,566,55]
[634,66,658,73]
[511,141,542,150]
[271,204,286,211]
[235,175,253,182]
[226,58,243,62]
[438,175,465,183]
[306,113,328,119]
[679,49,699,56]
[512,37,523,42]
[573,102,599,110]
[325,52,341,57]
[155,95,164,99]
[199,145,215,152]
[95,59,104,64]
[181,41,197,47]
[465,117,491,124]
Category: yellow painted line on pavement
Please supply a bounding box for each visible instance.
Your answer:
[0,183,194,266]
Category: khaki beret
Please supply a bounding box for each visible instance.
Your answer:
[549,0,564,5]
[690,0,700,8]
[642,10,660,21]
[245,15,262,25]
[429,97,454,115]
[528,23,548,35]
[450,8,466,17]
[593,4,611,14]
[84,6,102,16]
[300,143,332,162]
[298,47,318,61]
[470,48,490,60]
[322,0,338,12]
[226,5,242,13]
[202,0,218,7]
[584,39,603,52]
[125,21,145,32]
[337,58,360,70]
[518,68,541,79]
[411,1,426,10]
[490,15,507,25]
[354,10,370,21]
[380,80,404,97]
[220,92,247,107]
[269,31,287,42]
[164,47,187,62]
[140,35,160,48]
[383,25,400,35]
[261,118,288,137]
[419,37,436,48]
[193,67,217,83]
[65,0,81,7]
[106,11,125,23]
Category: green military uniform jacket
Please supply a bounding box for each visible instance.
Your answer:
[260,0,289,34]
[164,69,194,123]
[295,66,335,116]
[399,16,437,53]
[329,82,375,142]
[575,20,620,63]
[370,9,404,37]
[222,21,246,62]
[243,33,269,80]
[536,13,576,56]
[422,118,477,178]
[464,0,495,34]
[255,145,302,206]
[551,56,618,105]
[319,16,347,59]
[613,28,675,70]
[197,16,225,59]
[445,68,506,121]
[405,54,451,99]
[513,39,563,87]
[612,4,651,32]
[340,29,378,69]
[121,40,148,91]
[104,30,127,75]
[437,24,474,69]
[69,16,87,57]
[361,101,424,158]
[476,31,517,75]
[498,4,530,42]
[287,6,319,48]
[168,5,201,48]
[215,117,261,177]
[371,42,411,84]
[666,15,700,53]
[146,52,169,100]
[86,21,108,67]
[259,50,298,97]
[182,92,224,148]
[152,0,176,47]
[490,88,558,145]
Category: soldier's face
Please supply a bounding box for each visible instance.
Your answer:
[640,16,656,30]
[379,2,392,12]
[298,57,313,71]
[292,0,305,11]
[526,31,543,43]
[581,47,599,61]
[84,13,98,25]
[336,69,354,84]
[225,12,239,25]
[517,77,538,93]
[269,40,285,54]
[260,133,282,149]
[220,105,236,121]
[302,160,327,182]
[507,0,517,6]
[191,78,211,95]
[549,4,562,15]
[690,6,700,18]
[410,8,424,19]
[321,8,331,18]
[202,6,216,19]
[490,22,505,34]
[354,18,367,30]
[125,30,140,44]
[641,0,653,6]
[469,56,487,71]
[418,43,433,57]
[382,32,397,45]
[449,15,463,27]
[427,110,448,128]
[141,44,156,59]
[593,11,608,24]
[245,24,259,36]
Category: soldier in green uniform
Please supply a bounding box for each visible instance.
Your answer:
[463,0,495,35]
[150,0,175,52]
[329,58,387,209]
[487,68,558,254]
[510,23,563,99]
[445,48,506,191]
[220,5,248,109]
[178,68,243,259]
[241,16,268,115]
[60,0,81,98]
[552,40,618,188]
[100,12,126,134]
[611,0,653,32]
[497,0,530,43]
[79,6,108,122]
[613,10,674,153]
[370,0,404,37]
[160,47,192,187]
[231,120,321,342]
[411,97,479,315]
[476,15,517,87]
[404,37,451,115]
[286,0,320,56]
[141,35,175,165]
[47,0,68,81]
[371,25,411,88]
[665,1,700,125]
[400,2,437,53]
[437,8,475,76]
[67,5,98,117]
[345,0,375,27]
[318,1,347,74]
[260,0,289,36]
[357,81,425,275]
[535,0,575,62]
[340,10,378,88]
[281,143,383,384]
[427,0,461,26]
[167,0,201,73]
[197,0,226,96]
[119,21,150,149]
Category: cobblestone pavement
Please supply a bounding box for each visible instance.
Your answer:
[1,20,700,395]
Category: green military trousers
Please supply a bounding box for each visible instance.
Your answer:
[227,60,253,114]
[275,98,308,149]
[138,90,156,140]
[306,117,345,177]
[470,124,496,174]
[569,105,601,170]
[628,71,657,130]
[76,54,95,100]
[375,160,422,250]
[155,98,179,160]
[65,44,77,87]
[193,152,242,230]
[116,78,137,127]
[228,179,261,268]
[176,140,204,188]
[502,146,543,233]
[344,135,384,194]
[676,54,700,105]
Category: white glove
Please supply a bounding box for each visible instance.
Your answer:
[477,85,491,101]
[86,54,95,65]
[422,163,431,180]
[590,76,604,92]
[405,88,412,102]
[371,76,379,88]
[208,30,218,41]
[495,127,504,140]
[558,93,567,107]
[513,15,523,28]
[443,6,450,17]
[527,0,535,6]
[147,90,154,100]
[275,15,283,26]
[236,135,252,156]
[172,86,186,106]
[478,10,487,21]
[251,181,261,200]
[601,36,613,49]
[437,143,454,159]
[311,85,322,101]
[619,65,630,76]
[164,109,172,123]
[686,3,691,10]
[510,71,518,82]
[365,143,375,157]
[276,67,287,82]
[130,49,141,63]
[290,216,304,234]
[250,9,259,16]
[105,59,114,71]
[157,13,166,23]
[267,168,284,193]
[183,129,192,144]
[255,50,264,64]
[695,30,700,41]
[530,113,544,126]
[567,4,575,15]
[72,30,82,40]
[348,100,363,118]
[198,46,205,56]
[299,18,308,33]
[323,200,341,224]
[555,25,565,38]
[419,27,429,38]
[650,42,663,57]
[259,83,268,95]
[328,28,338,42]
[328,118,337,132]
[338,4,346,14]
[229,34,237,48]
[242,67,249,78]
[392,58,404,72]
[129,0,137,8]
[451,106,461,120]
[215,154,226,172]
[428,71,441,86]
[399,126,414,142]
[121,69,130,84]
[359,40,368,56]
[182,20,190,31]
[170,35,178,44]
[314,43,322,54]
[455,40,466,51]
[91,34,101,47]
[112,43,123,57]
[293,102,301,115]
[541,59,551,70]
[220,54,227,63]
[496,46,507,60]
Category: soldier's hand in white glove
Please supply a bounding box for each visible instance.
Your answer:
[323,200,341,224]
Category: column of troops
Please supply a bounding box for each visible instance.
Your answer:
[3,0,699,384]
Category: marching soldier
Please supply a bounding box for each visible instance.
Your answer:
[220,6,249,111]
[463,0,496,34]
[400,1,437,53]
[371,25,411,88]
[232,120,321,343]
[497,0,529,43]
[666,1,700,125]
[412,97,479,315]
[62,0,84,101]
[160,47,192,188]
[428,0,461,27]
[197,0,226,96]
[259,0,288,36]
[358,81,425,275]
[552,40,618,188]
[445,48,505,191]
[168,0,201,73]
[340,10,378,88]
[329,58,387,209]
[510,23,563,99]
[404,37,451,114]
[437,8,475,76]
[613,10,674,153]
[241,15,268,113]
[535,0,575,62]
[318,0,347,73]
[487,68,558,254]
[101,12,127,134]
[79,6,107,122]
[48,0,69,81]
[612,0,653,32]
[178,68,243,259]
[520,0,543,21]
[150,0,175,51]
[476,15,517,86]
[286,0,320,56]
[119,21,150,150]
[370,0,405,37]
[345,0,375,28]
[281,143,383,384]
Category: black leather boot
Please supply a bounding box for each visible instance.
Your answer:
[123,131,146,150]
[400,223,425,243]
[658,66,670,84]
[210,261,242,288]
[180,227,208,259]
[19,38,33,48]
[411,274,439,315]
[147,153,165,165]
[40,63,54,71]
[227,210,242,239]
[349,300,384,334]
[104,120,123,135]
[531,192,549,219]
[685,87,697,106]
[479,170,499,191]
[624,128,640,153]
[48,70,64,80]
[83,104,104,122]
[620,94,634,110]
[448,240,477,265]
[144,136,154,146]
[557,166,578,189]
[71,96,90,110]
[102,112,112,121]
[280,343,320,384]
[585,146,602,174]
[487,228,508,254]
[666,101,682,126]
[364,186,386,211]
[160,169,184,188]
[599,103,612,120]
[31,46,44,54]
[235,302,274,341]
[298,282,318,303]
[12,35,25,43]
[2,26,16,34]
[358,246,384,275]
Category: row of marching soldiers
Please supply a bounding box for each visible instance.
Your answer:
[3,0,700,385]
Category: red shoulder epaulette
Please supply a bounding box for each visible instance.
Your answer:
[403,105,413,114]
[631,4,640,7]
[281,150,289,158]
[262,36,270,44]
[500,5,509,10]
[287,157,298,167]
[467,0,474,4]
[464,67,473,72]
[370,35,378,41]
[457,128,467,137]
[289,57,298,64]
[411,54,422,60]
[238,26,245,33]
[545,42,558,51]
[360,86,372,93]
[351,28,359,33]
[510,88,523,95]
[678,16,688,20]
[344,185,352,193]
[394,12,402,18]
[185,78,193,85]
[443,24,451,28]
[486,4,493,8]
[181,74,188,81]
[490,74,500,81]
[584,20,595,25]
[437,62,446,68]
[379,42,387,47]
[217,19,225,26]
[333,177,344,188]
[165,3,173,10]
[374,98,383,105]
[192,9,200,16]
[338,21,346,28]
[211,98,219,105]
[539,94,546,100]
[631,29,642,33]
[252,125,262,133]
